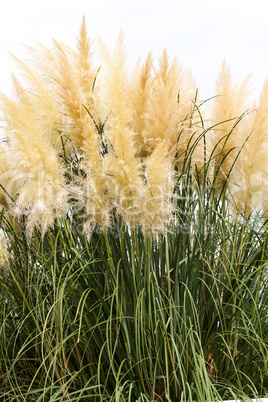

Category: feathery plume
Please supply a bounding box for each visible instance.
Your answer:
[52,21,112,235]
[0,141,14,210]
[141,141,174,235]
[99,32,145,226]
[0,82,68,239]
[10,54,65,150]
[74,15,97,107]
[128,53,154,157]
[142,50,197,159]
[210,61,251,187]
[231,79,268,215]
[53,39,91,149]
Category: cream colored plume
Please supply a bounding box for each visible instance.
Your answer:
[128,53,154,157]
[52,20,113,236]
[99,32,145,226]
[141,141,174,235]
[74,15,98,109]
[210,61,251,187]
[10,55,65,150]
[0,141,15,210]
[0,82,68,239]
[142,50,197,159]
[231,79,268,216]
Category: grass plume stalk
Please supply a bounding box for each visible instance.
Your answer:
[0,17,267,401]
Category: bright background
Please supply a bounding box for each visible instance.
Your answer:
[0,0,267,101]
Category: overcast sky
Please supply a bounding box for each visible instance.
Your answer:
[0,0,267,101]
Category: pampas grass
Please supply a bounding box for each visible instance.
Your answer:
[0,17,268,402]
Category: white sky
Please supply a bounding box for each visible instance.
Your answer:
[0,0,267,101]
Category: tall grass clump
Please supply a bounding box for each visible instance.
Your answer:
[0,17,268,401]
